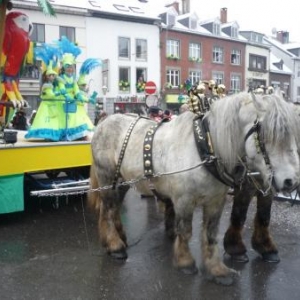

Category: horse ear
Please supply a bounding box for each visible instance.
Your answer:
[250,92,267,113]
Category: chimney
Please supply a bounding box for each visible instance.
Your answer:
[276,31,289,44]
[182,0,190,14]
[166,1,180,14]
[220,7,227,24]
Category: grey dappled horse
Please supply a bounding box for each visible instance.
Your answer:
[224,96,300,264]
[89,92,299,285]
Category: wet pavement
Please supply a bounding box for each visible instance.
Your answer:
[1,189,300,300]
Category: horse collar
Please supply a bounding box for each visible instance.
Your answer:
[193,116,235,187]
[112,116,145,189]
[143,118,170,177]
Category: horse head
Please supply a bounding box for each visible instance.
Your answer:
[208,92,299,194]
[244,93,300,193]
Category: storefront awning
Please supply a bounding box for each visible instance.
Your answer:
[166,94,179,103]
[166,94,188,103]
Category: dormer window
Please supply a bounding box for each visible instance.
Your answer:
[231,26,238,38]
[190,18,197,30]
[213,21,220,35]
[167,13,176,27]
[250,32,263,43]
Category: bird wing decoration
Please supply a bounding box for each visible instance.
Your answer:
[79,58,102,76]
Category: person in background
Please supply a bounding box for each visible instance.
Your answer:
[163,109,173,120]
[11,108,28,130]
[148,106,162,122]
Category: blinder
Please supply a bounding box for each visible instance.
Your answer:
[244,119,271,166]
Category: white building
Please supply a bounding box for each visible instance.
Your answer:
[13,0,162,116]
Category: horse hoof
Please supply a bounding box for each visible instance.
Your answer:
[178,264,198,275]
[202,269,237,286]
[224,252,249,263]
[262,252,280,263]
[108,249,128,260]
[213,275,234,286]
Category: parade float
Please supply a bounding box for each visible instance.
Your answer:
[0,1,95,214]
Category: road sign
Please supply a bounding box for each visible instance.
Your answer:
[146,95,158,107]
[145,81,157,95]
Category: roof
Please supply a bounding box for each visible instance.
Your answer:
[269,53,292,74]
[263,36,297,58]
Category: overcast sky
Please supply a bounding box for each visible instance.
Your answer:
[174,0,300,42]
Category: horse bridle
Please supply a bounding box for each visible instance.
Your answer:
[244,118,273,195]
[244,119,270,165]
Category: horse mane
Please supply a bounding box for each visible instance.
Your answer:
[206,92,252,172]
[206,91,299,172]
[261,93,300,150]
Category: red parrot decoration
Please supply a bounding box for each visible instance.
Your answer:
[0,11,32,124]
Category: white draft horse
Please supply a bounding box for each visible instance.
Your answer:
[89,92,300,285]
[223,96,300,264]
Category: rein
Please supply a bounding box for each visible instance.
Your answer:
[112,116,146,189]
[186,86,274,193]
[244,119,273,195]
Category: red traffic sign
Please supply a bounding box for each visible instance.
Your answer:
[145,81,157,95]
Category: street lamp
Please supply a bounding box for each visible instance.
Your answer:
[102,85,108,111]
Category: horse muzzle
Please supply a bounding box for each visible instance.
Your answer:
[273,177,299,193]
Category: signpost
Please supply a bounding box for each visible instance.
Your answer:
[145,81,156,95]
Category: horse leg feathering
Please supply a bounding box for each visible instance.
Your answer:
[224,179,279,263]
[88,160,128,259]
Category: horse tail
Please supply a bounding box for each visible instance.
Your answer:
[87,162,101,212]
[95,111,108,126]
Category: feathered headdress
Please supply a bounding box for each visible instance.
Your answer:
[77,58,102,85]
[34,43,61,75]
[57,36,81,67]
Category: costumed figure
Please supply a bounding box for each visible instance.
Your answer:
[187,81,208,115]
[0,11,32,126]
[76,58,102,131]
[267,86,274,94]
[216,84,226,98]
[25,44,67,141]
[56,36,92,141]
[11,108,28,130]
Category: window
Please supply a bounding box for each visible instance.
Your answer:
[31,23,45,43]
[230,74,241,93]
[119,67,130,92]
[167,13,176,26]
[119,37,130,59]
[59,26,75,42]
[166,69,180,87]
[190,18,197,30]
[21,60,41,79]
[231,49,241,65]
[135,39,147,60]
[212,71,224,85]
[250,32,263,43]
[166,39,180,59]
[297,87,300,102]
[297,65,300,77]
[213,22,220,35]
[249,54,266,71]
[102,59,109,91]
[213,46,223,63]
[136,68,147,93]
[189,70,201,85]
[231,26,238,38]
[189,43,201,62]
